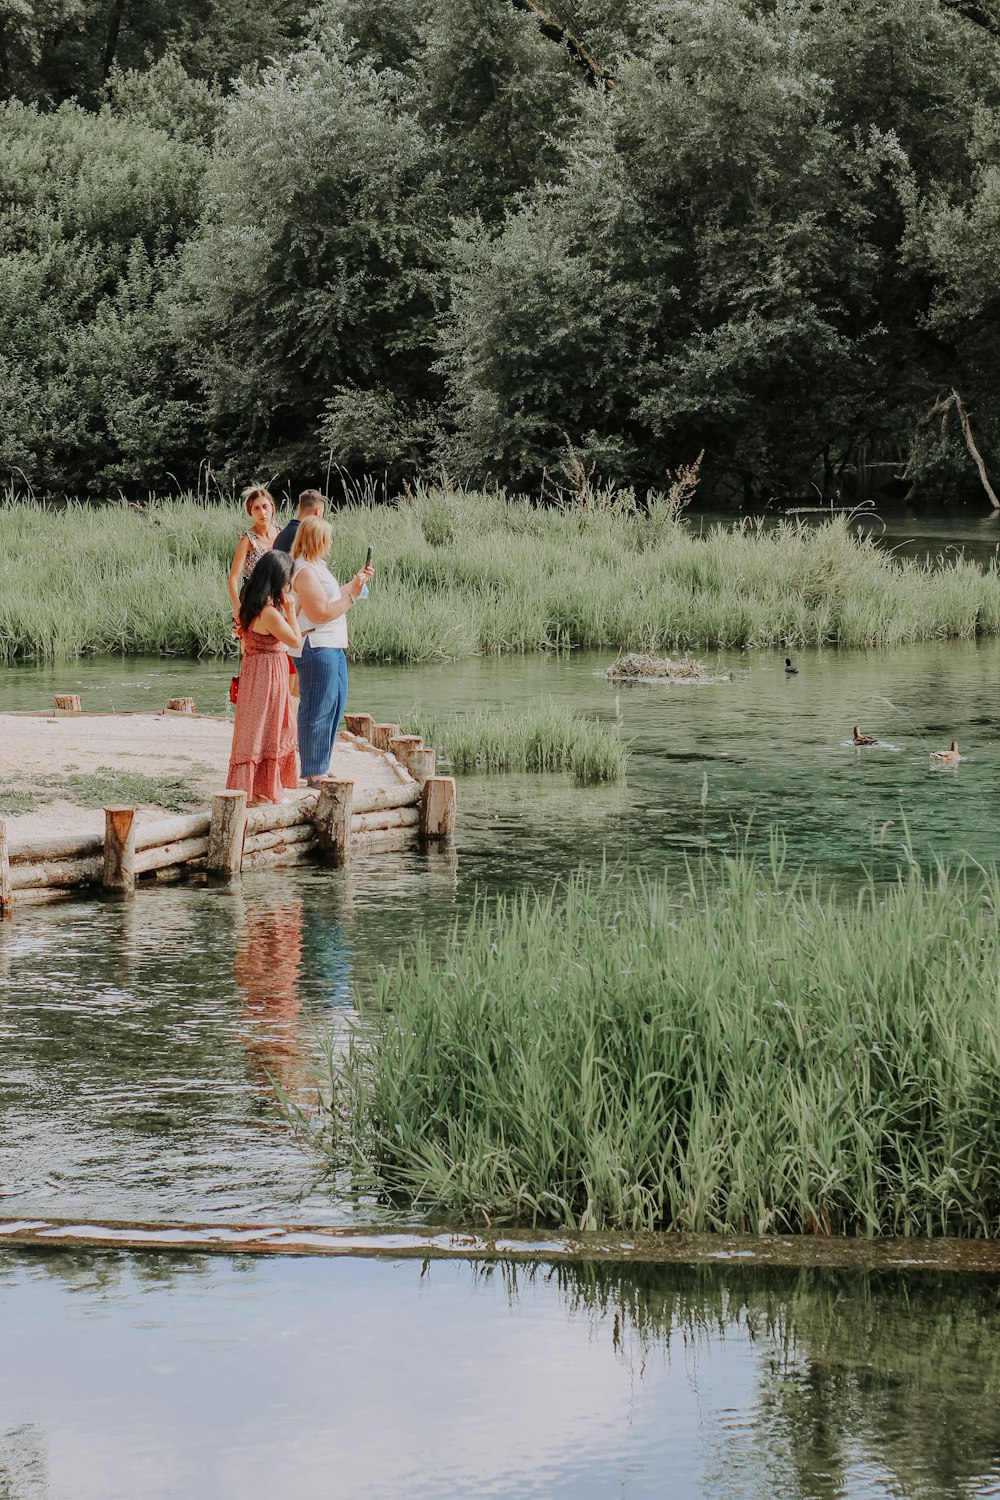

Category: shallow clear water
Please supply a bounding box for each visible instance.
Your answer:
[2,641,1000,1223]
[2,1250,999,1500]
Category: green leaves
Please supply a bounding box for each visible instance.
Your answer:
[0,99,207,494]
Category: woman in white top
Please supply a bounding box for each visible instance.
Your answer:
[290,516,374,786]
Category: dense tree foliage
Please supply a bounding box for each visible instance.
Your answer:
[0,92,206,494]
[3,0,1000,500]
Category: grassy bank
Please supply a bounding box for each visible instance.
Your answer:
[3,490,1000,661]
[331,853,1000,1237]
[412,698,627,783]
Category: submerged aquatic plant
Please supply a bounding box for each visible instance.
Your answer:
[330,850,1000,1238]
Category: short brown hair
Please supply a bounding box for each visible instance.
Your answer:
[292,516,332,562]
[298,489,326,515]
[242,484,274,516]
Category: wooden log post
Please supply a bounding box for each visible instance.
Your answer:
[206,790,247,876]
[0,819,11,915]
[166,696,195,714]
[103,807,136,897]
[354,806,420,834]
[312,780,354,861]
[343,713,375,741]
[11,856,103,892]
[408,746,437,785]
[372,722,401,753]
[389,735,423,772]
[53,694,81,713]
[420,777,456,840]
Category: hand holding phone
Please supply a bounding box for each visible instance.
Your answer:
[359,544,373,599]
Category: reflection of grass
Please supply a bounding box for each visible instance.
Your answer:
[504,1260,1000,1498]
[334,849,1000,1237]
[3,493,1000,660]
[412,698,627,783]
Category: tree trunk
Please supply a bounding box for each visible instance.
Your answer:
[103,0,129,79]
[509,0,615,89]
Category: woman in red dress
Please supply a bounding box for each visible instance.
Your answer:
[226,549,302,805]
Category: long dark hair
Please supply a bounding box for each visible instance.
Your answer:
[239,548,293,631]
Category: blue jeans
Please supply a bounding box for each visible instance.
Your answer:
[297,641,348,778]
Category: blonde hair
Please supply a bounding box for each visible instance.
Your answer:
[242,483,274,516]
[292,515,332,562]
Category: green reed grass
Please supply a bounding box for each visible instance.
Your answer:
[3,490,1000,661]
[412,698,627,783]
[330,850,1000,1237]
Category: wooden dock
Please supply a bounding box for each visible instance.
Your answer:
[0,703,456,911]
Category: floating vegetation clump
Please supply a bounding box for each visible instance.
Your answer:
[332,852,1000,1238]
[603,652,732,684]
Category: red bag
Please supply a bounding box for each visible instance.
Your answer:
[229,676,240,704]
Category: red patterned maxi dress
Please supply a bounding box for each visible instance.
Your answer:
[226,629,298,803]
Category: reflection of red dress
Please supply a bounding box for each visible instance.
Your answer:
[233,902,304,1087]
[226,630,298,803]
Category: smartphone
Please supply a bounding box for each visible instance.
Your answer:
[365,545,373,569]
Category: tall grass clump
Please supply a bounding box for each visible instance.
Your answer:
[413,698,627,783]
[4,490,1000,660]
[333,851,1000,1237]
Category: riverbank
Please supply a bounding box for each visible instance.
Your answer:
[4,492,1000,662]
[0,710,402,841]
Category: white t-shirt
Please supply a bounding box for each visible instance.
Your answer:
[290,559,348,655]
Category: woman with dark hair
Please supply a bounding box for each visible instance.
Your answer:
[226,549,302,805]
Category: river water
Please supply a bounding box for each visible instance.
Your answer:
[4,590,1000,1494]
[3,1252,1000,1500]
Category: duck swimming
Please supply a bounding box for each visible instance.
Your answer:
[930,740,961,766]
[852,725,878,746]
[784,657,798,674]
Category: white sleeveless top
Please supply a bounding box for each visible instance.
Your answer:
[290,559,348,655]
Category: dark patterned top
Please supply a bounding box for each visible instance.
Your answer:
[239,529,270,584]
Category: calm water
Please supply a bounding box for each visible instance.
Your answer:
[4,640,1000,1496]
[2,1250,999,1500]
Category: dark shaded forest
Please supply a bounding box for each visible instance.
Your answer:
[4,0,1000,503]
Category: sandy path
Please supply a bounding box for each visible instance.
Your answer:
[0,712,400,844]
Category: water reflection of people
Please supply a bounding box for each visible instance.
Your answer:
[232,895,355,1098]
[233,898,306,1094]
